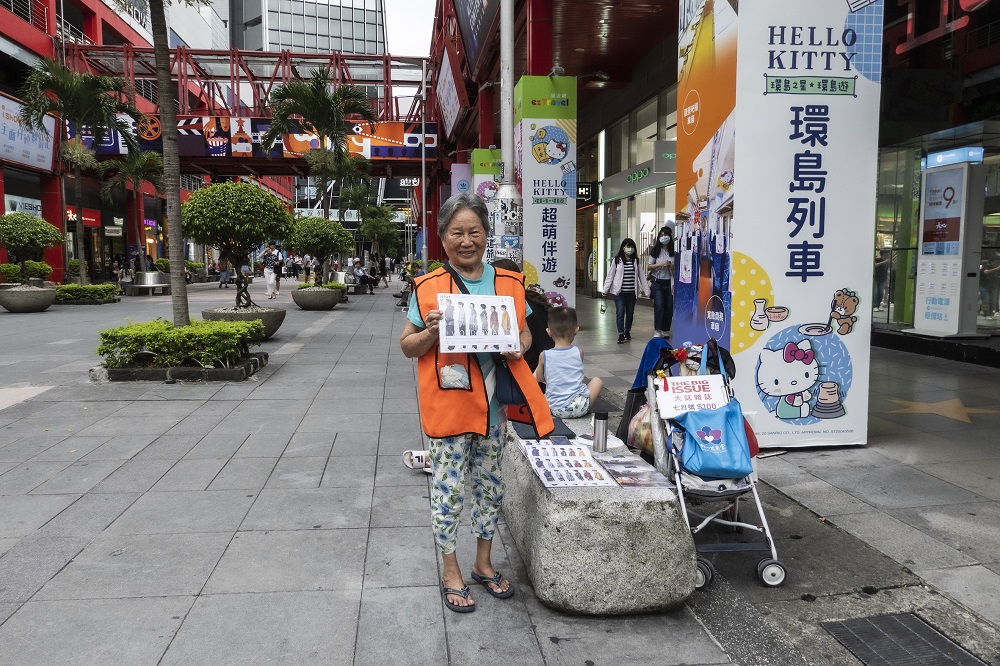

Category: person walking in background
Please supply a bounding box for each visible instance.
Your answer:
[647,225,675,337]
[873,249,890,312]
[218,257,230,288]
[534,306,604,419]
[399,192,552,613]
[602,238,649,343]
[310,255,320,283]
[273,245,284,295]
[378,253,390,288]
[303,253,312,282]
[262,242,278,299]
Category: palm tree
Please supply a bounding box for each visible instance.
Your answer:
[18,58,141,285]
[260,69,377,220]
[145,0,206,327]
[98,151,164,273]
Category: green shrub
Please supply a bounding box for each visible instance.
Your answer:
[428,260,444,272]
[297,281,346,290]
[56,284,120,301]
[155,258,170,272]
[184,260,204,271]
[0,264,22,283]
[67,259,80,275]
[97,318,264,369]
[24,260,52,279]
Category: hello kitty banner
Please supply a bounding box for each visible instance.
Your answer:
[513,76,577,308]
[722,0,884,447]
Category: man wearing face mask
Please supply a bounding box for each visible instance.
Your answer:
[602,238,650,343]
[647,225,676,337]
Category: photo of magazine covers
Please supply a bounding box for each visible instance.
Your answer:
[437,294,520,353]
[519,440,617,488]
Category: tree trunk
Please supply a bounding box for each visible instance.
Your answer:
[148,0,190,326]
[132,187,144,273]
[235,254,255,307]
[73,165,88,285]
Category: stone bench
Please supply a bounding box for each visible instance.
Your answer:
[501,426,696,615]
[123,283,171,296]
[331,271,369,295]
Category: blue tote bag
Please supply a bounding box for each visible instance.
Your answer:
[671,399,754,480]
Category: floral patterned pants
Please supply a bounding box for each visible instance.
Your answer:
[428,424,504,555]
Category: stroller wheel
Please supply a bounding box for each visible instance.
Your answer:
[757,558,787,587]
[695,557,715,590]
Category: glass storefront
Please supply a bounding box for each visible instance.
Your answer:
[874,121,1000,331]
[592,91,678,294]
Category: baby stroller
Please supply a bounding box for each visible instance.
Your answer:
[644,339,787,590]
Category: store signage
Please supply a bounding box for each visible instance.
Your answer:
[654,140,677,177]
[113,216,125,226]
[513,75,578,307]
[895,0,992,54]
[576,182,596,208]
[400,178,420,188]
[0,93,56,172]
[143,218,158,228]
[451,163,472,197]
[471,148,502,203]
[67,207,102,228]
[3,194,42,216]
[626,168,650,183]
[601,158,671,202]
[453,0,500,74]
[435,49,465,140]
[921,146,984,170]
[104,226,123,237]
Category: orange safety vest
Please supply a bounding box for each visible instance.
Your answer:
[412,266,554,439]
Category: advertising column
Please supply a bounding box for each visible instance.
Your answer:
[906,154,985,337]
[471,148,503,262]
[513,76,577,308]
[674,0,739,348]
[728,0,885,448]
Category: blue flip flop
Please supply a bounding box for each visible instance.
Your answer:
[441,585,476,613]
[471,570,515,599]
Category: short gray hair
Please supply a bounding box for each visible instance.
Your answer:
[438,193,489,237]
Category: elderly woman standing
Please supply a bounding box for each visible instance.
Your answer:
[400,193,553,613]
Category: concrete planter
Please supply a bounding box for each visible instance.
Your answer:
[0,287,57,313]
[291,287,343,310]
[91,352,269,382]
[201,306,286,340]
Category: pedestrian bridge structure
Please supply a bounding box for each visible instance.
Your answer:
[66,44,437,179]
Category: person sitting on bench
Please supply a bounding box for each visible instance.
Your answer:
[352,260,376,294]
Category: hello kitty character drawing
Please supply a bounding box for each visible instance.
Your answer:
[756,339,820,420]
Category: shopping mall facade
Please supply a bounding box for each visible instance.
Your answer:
[426,0,1000,333]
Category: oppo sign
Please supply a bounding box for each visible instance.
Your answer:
[626,168,650,184]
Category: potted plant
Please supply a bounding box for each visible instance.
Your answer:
[182,181,293,339]
[292,281,347,310]
[0,212,64,313]
[288,216,354,310]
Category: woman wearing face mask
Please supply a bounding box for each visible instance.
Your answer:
[602,238,649,343]
[647,225,675,337]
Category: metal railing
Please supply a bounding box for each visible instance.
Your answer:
[1,0,47,32]
[960,19,1000,54]
[56,21,93,45]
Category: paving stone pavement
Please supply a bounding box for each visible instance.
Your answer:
[0,278,997,665]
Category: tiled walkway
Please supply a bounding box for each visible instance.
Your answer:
[0,279,997,664]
